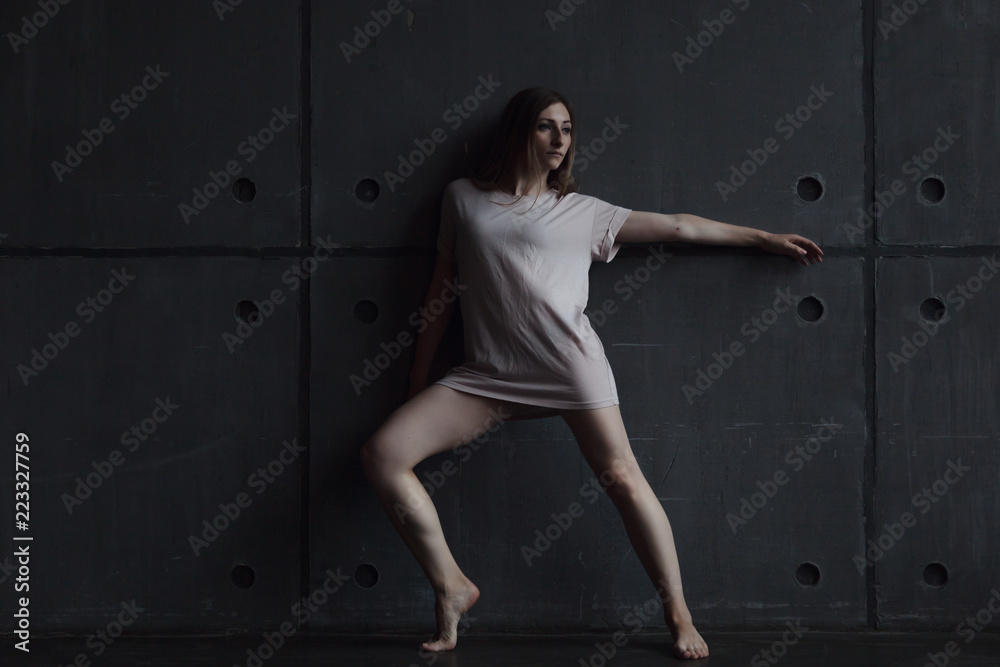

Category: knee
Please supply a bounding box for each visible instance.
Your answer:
[595,458,644,499]
[359,432,408,478]
[359,436,388,478]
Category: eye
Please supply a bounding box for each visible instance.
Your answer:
[538,123,550,131]
[562,127,571,135]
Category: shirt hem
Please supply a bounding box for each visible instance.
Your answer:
[433,377,620,411]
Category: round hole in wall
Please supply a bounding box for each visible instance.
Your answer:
[795,562,821,587]
[919,297,947,323]
[235,299,261,325]
[232,178,257,203]
[354,563,379,589]
[918,177,946,205]
[923,562,948,588]
[355,178,380,204]
[231,563,256,589]
[797,295,824,323]
[796,175,824,203]
[353,300,379,324]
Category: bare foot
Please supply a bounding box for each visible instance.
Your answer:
[419,578,480,652]
[667,618,709,660]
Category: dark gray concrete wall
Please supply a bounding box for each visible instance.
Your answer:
[1,0,998,647]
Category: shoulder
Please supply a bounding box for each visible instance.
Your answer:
[557,188,581,201]
[441,178,476,210]
[554,189,594,209]
[561,188,623,210]
[444,178,493,208]
[554,183,600,203]
[445,177,485,197]
[442,179,495,223]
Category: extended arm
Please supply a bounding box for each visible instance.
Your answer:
[616,210,823,266]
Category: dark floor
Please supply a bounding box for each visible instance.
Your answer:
[7,631,1000,666]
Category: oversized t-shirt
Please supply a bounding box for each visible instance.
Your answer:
[431,177,632,421]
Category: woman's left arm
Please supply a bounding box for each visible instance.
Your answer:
[616,210,824,266]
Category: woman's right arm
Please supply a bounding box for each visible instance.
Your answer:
[407,252,460,399]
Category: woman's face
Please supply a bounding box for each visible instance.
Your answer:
[533,102,572,174]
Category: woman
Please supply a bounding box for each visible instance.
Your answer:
[360,87,823,661]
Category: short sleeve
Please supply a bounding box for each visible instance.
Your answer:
[436,182,459,264]
[591,197,633,263]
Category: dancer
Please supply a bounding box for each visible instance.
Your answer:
[360,87,823,661]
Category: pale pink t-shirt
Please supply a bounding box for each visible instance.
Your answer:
[432,177,632,421]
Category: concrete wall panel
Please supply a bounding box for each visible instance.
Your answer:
[874,1,1000,245]
[0,1,301,248]
[0,258,301,630]
[874,256,1000,627]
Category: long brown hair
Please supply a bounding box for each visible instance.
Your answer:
[470,87,580,208]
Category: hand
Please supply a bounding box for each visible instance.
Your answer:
[760,233,824,266]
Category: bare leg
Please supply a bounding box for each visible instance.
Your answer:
[360,384,521,652]
[559,404,709,660]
